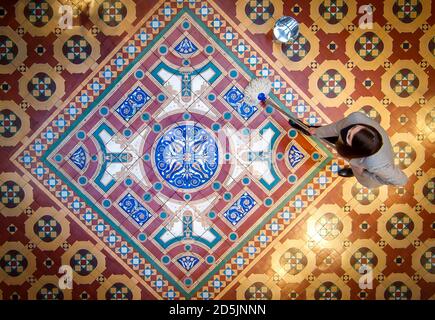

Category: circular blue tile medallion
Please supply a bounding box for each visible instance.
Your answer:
[154,124,219,189]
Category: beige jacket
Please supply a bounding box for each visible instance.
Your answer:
[315,112,408,188]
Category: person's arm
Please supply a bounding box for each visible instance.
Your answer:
[357,164,408,186]
[314,112,365,138]
[313,122,340,138]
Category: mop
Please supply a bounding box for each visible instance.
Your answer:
[244,77,312,136]
[244,77,272,106]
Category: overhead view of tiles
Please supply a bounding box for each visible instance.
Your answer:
[0,0,433,300]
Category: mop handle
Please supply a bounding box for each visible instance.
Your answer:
[264,98,308,128]
[263,99,336,149]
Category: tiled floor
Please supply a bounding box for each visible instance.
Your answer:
[0,0,433,300]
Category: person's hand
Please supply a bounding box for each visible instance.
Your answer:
[308,127,317,136]
[352,166,365,176]
[261,98,273,107]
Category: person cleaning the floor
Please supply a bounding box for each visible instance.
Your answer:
[299,112,408,189]
[244,78,408,189]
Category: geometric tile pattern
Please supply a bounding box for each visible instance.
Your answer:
[114,86,151,122]
[223,192,257,226]
[0,0,433,300]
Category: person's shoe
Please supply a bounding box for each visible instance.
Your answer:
[338,167,354,177]
[288,119,311,136]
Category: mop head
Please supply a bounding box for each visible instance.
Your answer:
[244,78,272,106]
